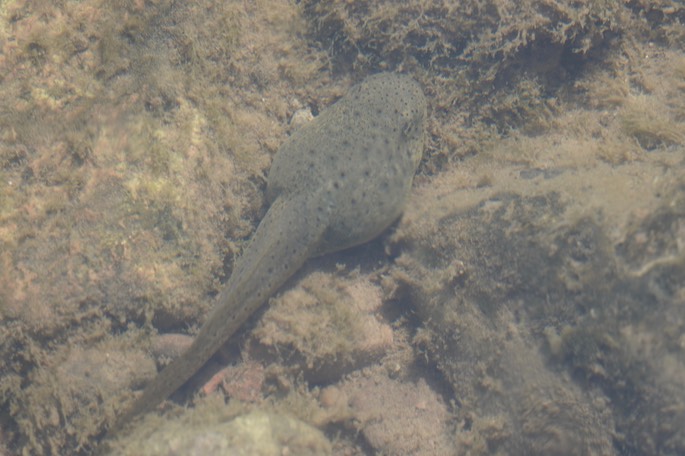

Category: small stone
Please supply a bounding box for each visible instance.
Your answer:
[289,108,314,131]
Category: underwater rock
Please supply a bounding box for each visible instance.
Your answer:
[391,150,685,454]
[109,409,332,456]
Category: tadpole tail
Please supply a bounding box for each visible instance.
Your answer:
[107,192,327,436]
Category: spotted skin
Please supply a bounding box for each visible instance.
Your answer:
[113,73,427,429]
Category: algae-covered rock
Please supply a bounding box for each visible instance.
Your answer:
[110,409,331,456]
[391,142,684,454]
[248,271,393,383]
[342,373,453,455]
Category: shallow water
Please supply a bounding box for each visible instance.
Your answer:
[0,1,683,454]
